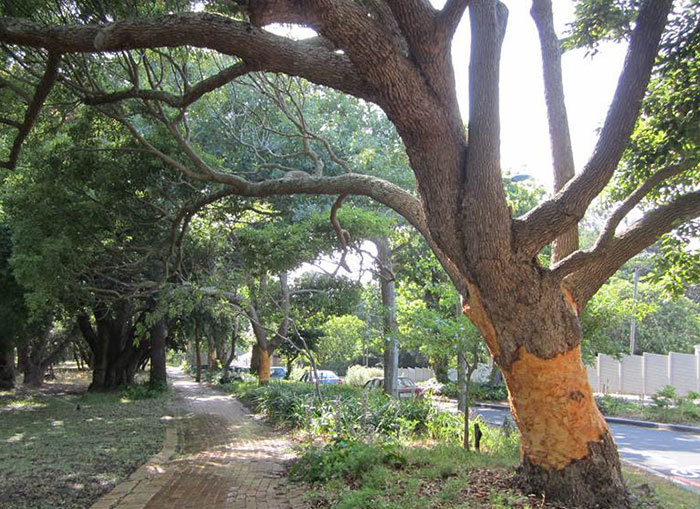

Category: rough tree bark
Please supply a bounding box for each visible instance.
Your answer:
[0,0,691,505]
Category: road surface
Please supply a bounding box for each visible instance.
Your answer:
[435,400,700,493]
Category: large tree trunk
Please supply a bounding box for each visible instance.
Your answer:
[0,341,15,389]
[149,320,167,387]
[465,281,628,507]
[507,345,625,506]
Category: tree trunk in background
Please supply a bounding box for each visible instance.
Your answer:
[258,347,271,385]
[0,341,15,389]
[23,360,44,387]
[194,321,202,383]
[207,339,217,370]
[17,344,27,375]
[223,318,239,370]
[250,343,260,375]
[432,356,450,384]
[149,319,167,387]
[285,355,295,380]
[79,303,144,391]
[377,237,398,398]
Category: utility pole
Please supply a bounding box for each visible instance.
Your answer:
[629,266,640,355]
[377,237,399,398]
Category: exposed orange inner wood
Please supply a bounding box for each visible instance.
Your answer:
[258,348,271,385]
[503,345,608,469]
[561,284,581,316]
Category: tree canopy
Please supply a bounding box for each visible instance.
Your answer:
[0,1,698,505]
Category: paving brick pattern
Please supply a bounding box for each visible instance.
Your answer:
[93,368,306,509]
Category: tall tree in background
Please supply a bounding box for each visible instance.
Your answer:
[1,1,699,505]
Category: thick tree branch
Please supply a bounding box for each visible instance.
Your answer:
[108,106,429,242]
[563,191,700,308]
[385,0,459,107]
[548,162,692,281]
[513,0,674,257]
[83,61,252,107]
[1,51,61,170]
[531,0,578,262]
[595,163,691,248]
[0,14,375,102]
[440,0,470,35]
[461,0,511,262]
[0,116,23,129]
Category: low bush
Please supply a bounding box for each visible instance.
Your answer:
[595,390,700,426]
[422,379,507,402]
[595,394,637,416]
[289,439,405,484]
[229,381,433,438]
[227,381,520,453]
[343,365,384,387]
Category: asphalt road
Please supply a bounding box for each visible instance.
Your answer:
[434,400,700,493]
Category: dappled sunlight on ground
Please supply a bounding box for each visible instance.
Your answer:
[94,367,306,509]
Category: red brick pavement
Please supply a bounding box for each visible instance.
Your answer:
[92,368,306,509]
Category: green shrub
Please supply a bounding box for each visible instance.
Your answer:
[595,394,637,416]
[120,381,169,400]
[470,382,508,401]
[343,365,384,387]
[651,385,678,409]
[289,439,404,484]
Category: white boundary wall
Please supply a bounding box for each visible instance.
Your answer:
[587,345,700,396]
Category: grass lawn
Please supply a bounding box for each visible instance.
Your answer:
[0,369,170,508]
[293,440,700,508]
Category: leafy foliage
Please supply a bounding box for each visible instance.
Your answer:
[581,275,700,361]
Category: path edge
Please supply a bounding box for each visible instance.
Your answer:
[90,406,178,508]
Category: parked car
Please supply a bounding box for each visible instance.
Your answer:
[270,366,287,380]
[364,377,423,398]
[300,369,343,385]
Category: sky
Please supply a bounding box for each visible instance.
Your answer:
[269,1,628,189]
[286,1,633,279]
[449,0,627,187]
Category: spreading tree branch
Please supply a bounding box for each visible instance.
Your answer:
[0,14,375,101]
[1,51,61,170]
[83,61,252,107]
[514,0,674,257]
[562,191,700,308]
[549,162,693,282]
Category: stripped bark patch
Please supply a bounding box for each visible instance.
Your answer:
[503,345,608,469]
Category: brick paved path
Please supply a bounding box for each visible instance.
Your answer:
[93,368,306,509]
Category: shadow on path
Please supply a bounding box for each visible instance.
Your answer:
[93,367,305,509]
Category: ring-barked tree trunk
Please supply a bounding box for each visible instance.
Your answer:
[1,0,698,506]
